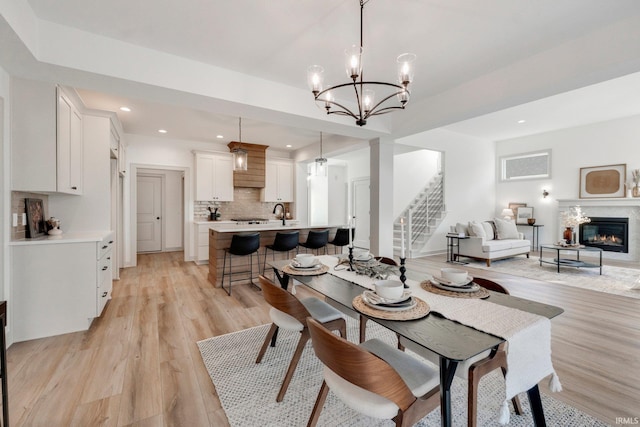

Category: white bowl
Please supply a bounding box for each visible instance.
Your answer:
[354,249,370,260]
[294,253,316,267]
[374,279,404,300]
[441,267,468,284]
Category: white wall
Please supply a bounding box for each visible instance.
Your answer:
[328,165,348,225]
[398,128,496,255]
[393,149,440,218]
[0,65,9,302]
[496,114,640,244]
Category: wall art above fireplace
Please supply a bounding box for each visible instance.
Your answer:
[579,164,626,199]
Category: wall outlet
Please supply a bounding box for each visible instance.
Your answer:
[13,213,18,227]
[22,213,27,225]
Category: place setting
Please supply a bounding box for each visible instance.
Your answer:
[281,253,329,276]
[421,267,490,299]
[352,279,430,320]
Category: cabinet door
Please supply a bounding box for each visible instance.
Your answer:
[69,107,83,193]
[57,89,83,195]
[276,162,294,202]
[195,154,215,201]
[118,141,127,175]
[261,161,279,201]
[213,155,234,201]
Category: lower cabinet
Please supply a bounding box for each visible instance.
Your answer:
[11,232,114,342]
[195,223,211,264]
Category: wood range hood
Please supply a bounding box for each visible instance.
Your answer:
[227,142,268,188]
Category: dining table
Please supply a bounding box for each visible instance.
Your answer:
[267,255,564,427]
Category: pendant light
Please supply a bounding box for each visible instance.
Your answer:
[232,117,248,171]
[314,132,327,177]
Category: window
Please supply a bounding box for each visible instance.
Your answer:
[500,150,551,181]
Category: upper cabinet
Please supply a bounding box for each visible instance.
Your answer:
[110,123,127,176]
[261,159,293,202]
[195,152,234,201]
[11,78,83,194]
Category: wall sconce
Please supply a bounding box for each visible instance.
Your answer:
[542,189,549,198]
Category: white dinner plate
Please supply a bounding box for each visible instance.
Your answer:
[431,280,480,293]
[363,290,412,305]
[431,275,474,287]
[354,255,374,262]
[289,263,322,270]
[362,293,417,312]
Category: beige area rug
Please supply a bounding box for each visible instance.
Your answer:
[465,256,640,299]
[198,317,610,427]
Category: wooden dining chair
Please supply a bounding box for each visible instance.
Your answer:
[255,275,347,402]
[306,317,440,427]
[398,276,523,427]
[374,256,398,266]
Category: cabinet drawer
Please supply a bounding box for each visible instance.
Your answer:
[98,235,114,260]
[198,230,210,246]
[98,252,112,286]
[96,283,110,316]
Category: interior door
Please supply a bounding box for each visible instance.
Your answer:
[352,177,370,249]
[137,175,162,252]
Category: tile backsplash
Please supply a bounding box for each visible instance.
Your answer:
[194,188,292,221]
[11,191,49,240]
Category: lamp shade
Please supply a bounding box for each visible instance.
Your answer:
[501,208,514,219]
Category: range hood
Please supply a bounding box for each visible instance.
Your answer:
[227,142,268,188]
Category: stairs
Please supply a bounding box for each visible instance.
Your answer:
[393,172,446,258]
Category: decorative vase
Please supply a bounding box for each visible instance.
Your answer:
[563,227,574,244]
[527,218,536,225]
[633,185,640,198]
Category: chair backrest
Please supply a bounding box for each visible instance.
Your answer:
[375,256,398,266]
[229,232,261,255]
[307,317,416,411]
[272,231,300,251]
[473,277,509,294]
[330,228,351,246]
[259,275,310,323]
[304,229,329,249]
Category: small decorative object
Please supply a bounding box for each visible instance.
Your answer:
[515,206,534,224]
[500,208,514,220]
[527,218,536,225]
[632,169,640,197]
[399,257,407,288]
[46,217,63,235]
[25,198,46,238]
[561,205,591,244]
[579,164,626,198]
[208,206,220,221]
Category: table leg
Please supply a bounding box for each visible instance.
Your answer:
[270,269,292,347]
[439,357,458,427]
[527,384,547,426]
[599,251,602,275]
[556,249,560,273]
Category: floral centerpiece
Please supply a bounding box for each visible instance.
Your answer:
[560,205,590,244]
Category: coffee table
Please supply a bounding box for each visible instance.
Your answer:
[539,244,603,274]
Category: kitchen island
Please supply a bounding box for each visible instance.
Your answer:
[207,223,342,287]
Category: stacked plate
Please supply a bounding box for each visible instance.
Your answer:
[361,290,416,311]
[430,275,480,293]
[289,259,322,271]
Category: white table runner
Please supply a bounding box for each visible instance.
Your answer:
[314,255,561,424]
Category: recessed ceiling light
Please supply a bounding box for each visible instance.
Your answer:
[517,119,526,124]
[286,144,292,148]
[158,129,168,134]
[119,106,131,112]
[216,135,224,139]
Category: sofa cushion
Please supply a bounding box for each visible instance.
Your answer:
[481,221,495,240]
[481,240,513,252]
[494,218,519,240]
[455,222,469,235]
[468,221,486,238]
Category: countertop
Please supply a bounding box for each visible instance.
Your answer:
[199,221,346,233]
[9,230,113,245]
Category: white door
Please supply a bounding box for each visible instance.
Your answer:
[137,175,162,252]
[352,178,370,249]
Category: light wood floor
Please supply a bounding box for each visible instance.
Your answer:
[5,251,639,426]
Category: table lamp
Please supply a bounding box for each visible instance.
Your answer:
[501,208,514,220]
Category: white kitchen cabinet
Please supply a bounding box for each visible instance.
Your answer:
[261,159,293,202]
[195,152,234,201]
[195,223,212,264]
[110,123,127,176]
[10,78,83,194]
[10,232,114,342]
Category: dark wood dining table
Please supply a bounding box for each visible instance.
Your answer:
[267,258,564,427]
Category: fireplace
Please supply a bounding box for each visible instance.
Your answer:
[579,217,629,253]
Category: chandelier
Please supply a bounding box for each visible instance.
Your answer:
[313,132,328,177]
[307,0,416,127]
[231,117,248,171]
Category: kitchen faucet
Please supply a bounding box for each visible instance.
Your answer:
[273,203,286,226]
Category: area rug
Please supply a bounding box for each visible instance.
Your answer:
[466,256,640,299]
[197,318,610,427]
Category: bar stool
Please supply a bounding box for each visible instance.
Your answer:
[221,232,261,296]
[262,231,299,275]
[298,229,329,255]
[328,228,354,254]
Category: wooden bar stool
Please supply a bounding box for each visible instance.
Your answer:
[221,232,261,296]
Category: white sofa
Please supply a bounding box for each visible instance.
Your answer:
[454,219,530,266]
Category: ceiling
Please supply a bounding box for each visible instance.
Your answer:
[3,0,640,149]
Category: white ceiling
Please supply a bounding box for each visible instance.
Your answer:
[3,0,640,148]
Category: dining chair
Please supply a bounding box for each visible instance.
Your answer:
[221,232,261,296]
[298,229,329,255]
[255,275,346,403]
[375,256,398,266]
[306,317,440,427]
[398,276,523,427]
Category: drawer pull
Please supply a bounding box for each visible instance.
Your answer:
[109,240,114,244]
[71,186,77,190]
[107,257,111,260]
[102,245,108,249]
[102,266,108,271]
[102,292,108,297]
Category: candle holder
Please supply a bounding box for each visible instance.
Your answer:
[399,257,408,288]
[348,246,355,271]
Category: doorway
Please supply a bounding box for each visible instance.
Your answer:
[136,174,163,252]
[352,177,370,249]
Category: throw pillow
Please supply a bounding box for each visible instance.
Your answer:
[482,221,495,240]
[468,221,487,238]
[455,222,469,235]
[493,217,519,240]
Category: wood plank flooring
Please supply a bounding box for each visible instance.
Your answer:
[5,251,639,426]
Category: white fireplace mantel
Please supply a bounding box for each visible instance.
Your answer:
[557,198,640,208]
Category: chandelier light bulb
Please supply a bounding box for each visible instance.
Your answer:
[397,53,416,86]
[345,45,363,80]
[363,89,375,113]
[307,65,325,94]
